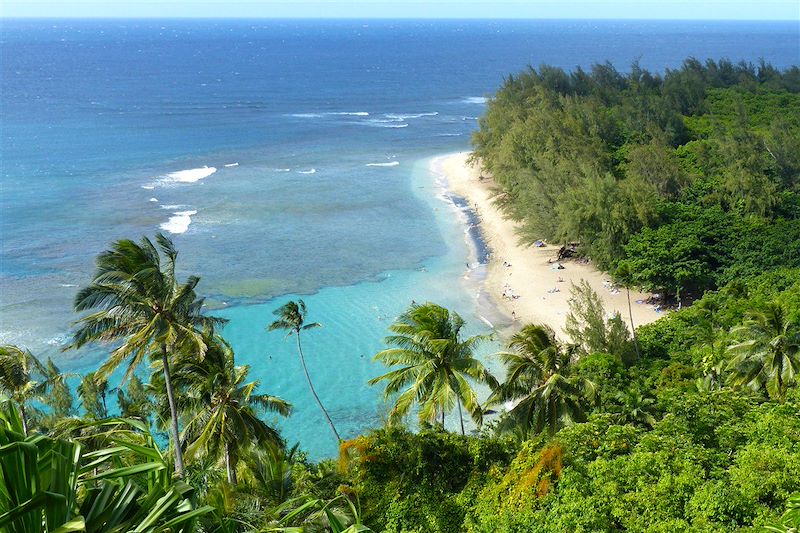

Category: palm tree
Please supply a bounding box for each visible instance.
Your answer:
[77,371,109,419]
[613,387,657,428]
[369,302,498,434]
[69,233,225,477]
[117,375,154,421]
[487,324,595,437]
[0,345,54,435]
[175,337,291,485]
[246,443,299,503]
[268,300,340,441]
[727,301,800,403]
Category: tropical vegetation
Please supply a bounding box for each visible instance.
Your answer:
[3,58,800,532]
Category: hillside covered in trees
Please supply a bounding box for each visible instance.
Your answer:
[472,58,800,300]
[2,59,800,533]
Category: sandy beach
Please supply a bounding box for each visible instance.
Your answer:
[432,152,664,337]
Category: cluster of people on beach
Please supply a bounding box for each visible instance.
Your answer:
[502,282,519,300]
[601,279,621,295]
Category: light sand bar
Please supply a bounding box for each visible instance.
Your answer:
[431,152,664,337]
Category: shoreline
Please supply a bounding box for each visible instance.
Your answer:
[430,152,663,337]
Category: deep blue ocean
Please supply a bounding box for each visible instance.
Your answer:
[1,19,798,457]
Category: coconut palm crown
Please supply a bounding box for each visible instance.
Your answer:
[268,299,340,442]
[369,302,498,434]
[172,337,291,485]
[69,233,226,476]
[727,301,800,403]
[0,345,55,435]
[488,324,595,437]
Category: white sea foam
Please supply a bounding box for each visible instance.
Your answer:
[385,112,438,119]
[160,210,197,234]
[289,111,369,118]
[462,96,487,104]
[164,166,217,184]
[47,334,70,347]
[161,204,187,210]
[436,133,463,136]
[298,168,317,174]
[462,116,479,120]
[274,168,291,172]
[141,185,155,190]
[224,162,239,167]
[58,283,77,287]
[149,197,159,202]
[366,161,400,167]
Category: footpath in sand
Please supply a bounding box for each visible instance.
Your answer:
[431,152,664,337]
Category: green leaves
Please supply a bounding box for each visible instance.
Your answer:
[70,233,224,381]
[370,302,497,432]
[764,493,800,532]
[69,233,226,477]
[0,409,212,533]
[271,495,373,533]
[727,301,800,402]
[488,324,595,438]
[268,300,315,337]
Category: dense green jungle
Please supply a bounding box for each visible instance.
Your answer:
[2,58,800,532]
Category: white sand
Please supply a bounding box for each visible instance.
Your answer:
[431,152,664,338]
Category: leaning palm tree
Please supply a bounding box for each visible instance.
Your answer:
[727,301,800,403]
[0,345,53,435]
[69,233,225,477]
[268,300,340,442]
[369,302,498,434]
[487,324,595,437]
[175,337,291,485]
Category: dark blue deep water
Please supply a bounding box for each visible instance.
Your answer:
[2,19,798,457]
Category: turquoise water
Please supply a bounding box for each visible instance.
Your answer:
[2,19,798,458]
[217,158,508,456]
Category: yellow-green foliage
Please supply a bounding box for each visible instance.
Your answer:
[338,435,374,474]
[467,440,563,524]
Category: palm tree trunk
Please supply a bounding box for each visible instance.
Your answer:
[161,345,185,477]
[441,409,445,428]
[457,396,465,436]
[295,334,340,441]
[19,403,28,436]
[225,443,237,485]
[626,287,641,360]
